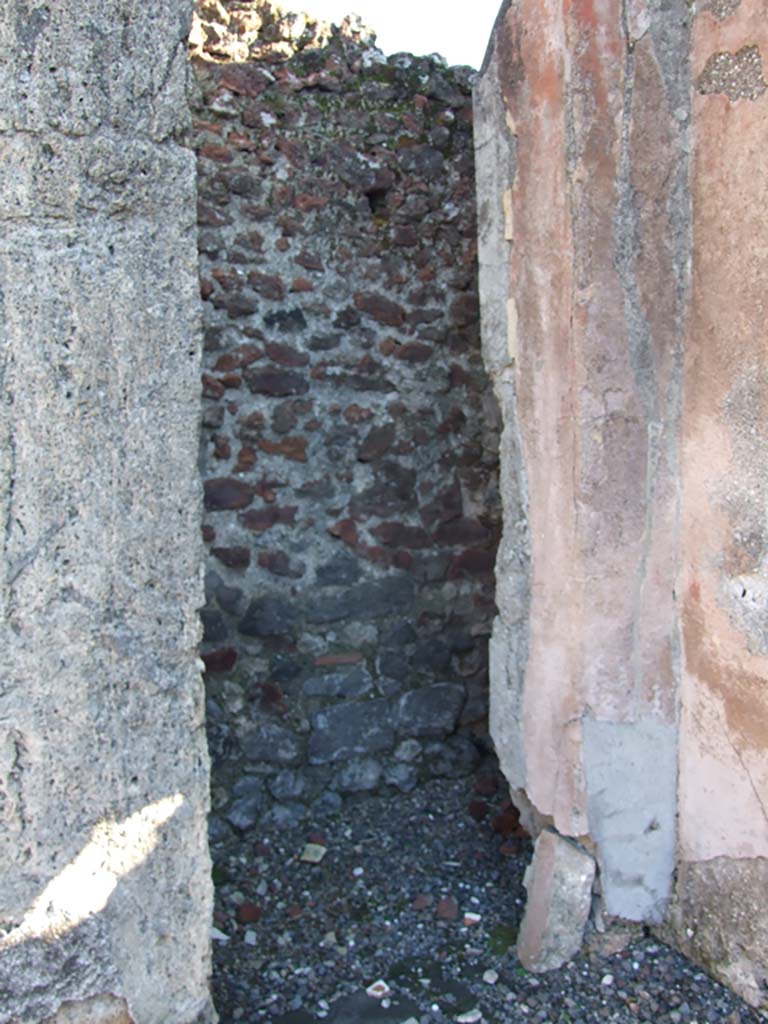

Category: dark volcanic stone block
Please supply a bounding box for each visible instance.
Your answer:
[396,683,466,738]
[315,552,361,586]
[308,699,394,764]
[200,608,228,644]
[264,308,307,333]
[349,462,418,517]
[398,144,445,179]
[212,545,251,569]
[357,422,396,462]
[241,722,302,765]
[305,575,414,624]
[303,667,373,698]
[244,368,309,396]
[239,596,300,637]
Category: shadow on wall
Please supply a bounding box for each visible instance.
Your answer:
[190,1,503,837]
[0,797,187,1023]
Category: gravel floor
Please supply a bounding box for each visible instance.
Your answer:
[209,773,763,1024]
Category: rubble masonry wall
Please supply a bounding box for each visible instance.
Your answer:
[191,3,502,838]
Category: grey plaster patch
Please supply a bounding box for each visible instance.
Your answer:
[697,45,767,102]
[583,717,678,923]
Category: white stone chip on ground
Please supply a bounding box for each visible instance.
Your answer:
[211,927,231,942]
[366,979,392,999]
[483,969,499,984]
[300,843,327,864]
[456,1010,483,1023]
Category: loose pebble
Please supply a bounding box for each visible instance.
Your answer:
[366,979,392,999]
[300,843,327,864]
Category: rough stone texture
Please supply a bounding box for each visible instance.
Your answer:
[516,829,595,973]
[662,858,768,1010]
[43,996,134,1024]
[191,0,500,834]
[0,3,214,1023]
[476,0,768,1007]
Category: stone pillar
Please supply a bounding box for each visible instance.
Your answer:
[476,0,768,1009]
[0,3,214,1023]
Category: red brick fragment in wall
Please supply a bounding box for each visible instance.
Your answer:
[328,518,358,547]
[212,546,251,569]
[240,506,298,532]
[448,549,495,579]
[212,435,232,460]
[344,404,373,424]
[295,251,323,272]
[371,522,431,549]
[314,652,364,667]
[257,436,308,462]
[234,446,258,473]
[200,142,233,162]
[358,423,396,462]
[265,342,310,367]
[354,292,406,327]
[202,374,225,399]
[295,193,328,212]
[393,342,433,363]
[434,517,492,546]
[248,271,286,301]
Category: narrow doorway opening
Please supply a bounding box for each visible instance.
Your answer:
[189,4,526,1018]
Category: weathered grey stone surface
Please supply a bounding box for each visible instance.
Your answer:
[308,700,395,765]
[0,2,213,1022]
[473,23,530,799]
[516,830,596,973]
[396,684,466,738]
[662,857,768,1011]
